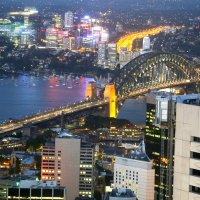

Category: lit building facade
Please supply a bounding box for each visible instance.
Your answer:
[114,142,155,200]
[101,29,109,42]
[46,27,58,48]
[145,94,168,200]
[41,132,94,200]
[142,36,150,50]
[91,26,102,42]
[64,11,73,28]
[145,93,200,200]
[41,142,55,180]
[119,47,134,67]
[46,28,68,48]
[98,42,107,66]
[53,15,62,29]
[95,126,143,142]
[79,142,94,197]
[54,135,81,200]
[63,36,76,50]
[107,43,117,70]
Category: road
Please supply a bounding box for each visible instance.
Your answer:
[0,99,108,134]
[117,26,166,53]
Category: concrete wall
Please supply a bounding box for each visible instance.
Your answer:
[173,103,200,200]
[55,138,81,200]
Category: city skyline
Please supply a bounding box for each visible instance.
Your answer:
[0,1,200,200]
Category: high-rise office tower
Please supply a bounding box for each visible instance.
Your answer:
[46,27,58,48]
[63,36,76,50]
[46,28,68,48]
[114,142,155,200]
[101,29,109,42]
[119,47,133,64]
[54,134,80,200]
[145,93,200,200]
[53,15,62,29]
[98,42,107,66]
[107,43,117,70]
[41,142,55,180]
[79,142,95,197]
[92,26,103,42]
[142,36,151,50]
[20,33,30,45]
[145,93,166,199]
[115,22,123,33]
[41,132,94,200]
[173,98,200,200]
[64,11,73,28]
[82,36,95,50]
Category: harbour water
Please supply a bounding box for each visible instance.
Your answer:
[0,75,94,122]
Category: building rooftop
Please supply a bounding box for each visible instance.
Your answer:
[110,188,136,198]
[9,180,65,189]
[57,130,80,139]
[122,141,150,162]
[156,93,200,106]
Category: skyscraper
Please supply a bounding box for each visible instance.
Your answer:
[145,93,200,200]
[145,94,166,199]
[119,47,133,65]
[64,11,74,28]
[142,36,151,50]
[173,98,200,200]
[98,42,107,66]
[53,15,62,29]
[41,132,94,200]
[107,43,117,70]
[63,36,76,50]
[46,27,58,48]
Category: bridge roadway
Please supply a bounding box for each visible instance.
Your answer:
[0,79,199,134]
[0,99,109,134]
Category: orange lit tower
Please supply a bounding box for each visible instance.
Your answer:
[104,84,117,118]
[85,82,97,99]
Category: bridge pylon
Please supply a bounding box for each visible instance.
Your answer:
[104,84,117,118]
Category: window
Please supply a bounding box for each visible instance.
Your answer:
[193,137,200,143]
[190,185,200,194]
[191,152,200,159]
[191,169,200,177]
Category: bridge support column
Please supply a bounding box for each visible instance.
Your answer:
[104,84,117,118]
[85,82,97,99]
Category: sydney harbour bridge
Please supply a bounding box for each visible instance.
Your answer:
[0,52,199,134]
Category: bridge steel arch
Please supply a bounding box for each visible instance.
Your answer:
[112,53,200,97]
